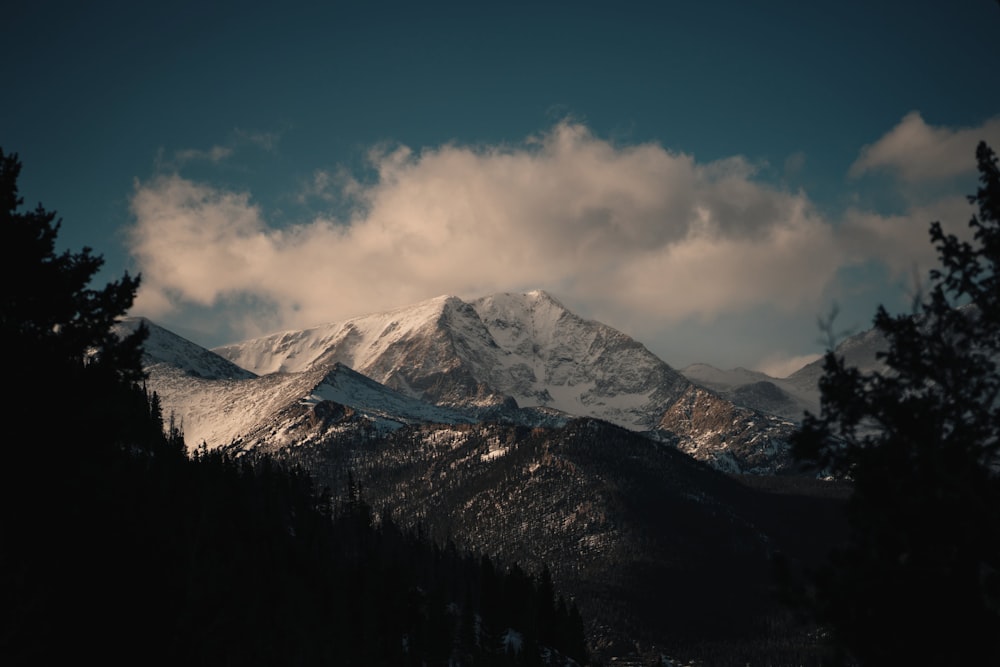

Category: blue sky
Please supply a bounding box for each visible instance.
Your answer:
[5,0,1000,375]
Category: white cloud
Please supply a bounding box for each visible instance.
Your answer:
[130,122,851,339]
[126,120,979,355]
[849,112,1000,182]
[839,194,975,280]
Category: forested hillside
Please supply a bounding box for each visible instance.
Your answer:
[0,147,587,666]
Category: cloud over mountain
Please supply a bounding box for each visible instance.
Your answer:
[127,119,980,353]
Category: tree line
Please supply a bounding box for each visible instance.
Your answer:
[0,147,587,666]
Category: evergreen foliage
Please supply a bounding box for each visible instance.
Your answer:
[0,147,149,464]
[792,142,1000,664]
[0,149,142,373]
[0,147,587,666]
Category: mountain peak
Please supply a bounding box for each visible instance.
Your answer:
[524,288,563,305]
[471,290,572,328]
[486,289,566,308]
[142,289,803,473]
[116,316,256,381]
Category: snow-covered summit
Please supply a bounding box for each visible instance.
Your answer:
[304,363,475,429]
[213,294,471,376]
[214,290,690,429]
[469,291,689,425]
[136,290,801,473]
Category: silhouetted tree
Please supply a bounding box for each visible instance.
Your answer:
[793,142,1000,665]
[0,147,177,664]
[0,147,147,460]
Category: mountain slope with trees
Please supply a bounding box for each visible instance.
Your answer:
[275,415,849,662]
[0,147,589,666]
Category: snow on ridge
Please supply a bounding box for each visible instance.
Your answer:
[213,294,465,375]
[207,289,688,432]
[117,316,256,381]
[305,363,474,427]
[472,290,575,351]
[143,365,314,450]
[469,291,686,430]
[134,290,806,472]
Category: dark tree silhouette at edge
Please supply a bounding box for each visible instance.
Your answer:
[792,142,1000,665]
[0,147,589,666]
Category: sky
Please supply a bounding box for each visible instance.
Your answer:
[5,0,1000,376]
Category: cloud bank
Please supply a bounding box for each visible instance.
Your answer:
[850,111,1000,182]
[128,118,987,356]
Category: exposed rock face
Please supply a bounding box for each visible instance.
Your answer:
[213,291,692,427]
[658,385,797,474]
[137,290,804,473]
[308,400,354,428]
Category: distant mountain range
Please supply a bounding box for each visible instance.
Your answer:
[120,290,871,659]
[680,325,886,422]
[128,290,886,474]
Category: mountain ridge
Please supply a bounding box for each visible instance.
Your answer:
[679,327,889,422]
[214,290,692,430]
[137,290,803,474]
[116,292,867,659]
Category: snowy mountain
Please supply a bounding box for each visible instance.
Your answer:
[680,327,889,422]
[121,294,853,652]
[206,290,796,473]
[469,292,689,429]
[785,326,887,396]
[213,289,695,430]
[118,317,256,381]
[679,364,819,421]
[117,315,476,447]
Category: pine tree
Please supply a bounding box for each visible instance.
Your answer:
[0,147,177,664]
[0,147,147,458]
[1,150,143,371]
[792,142,1000,664]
